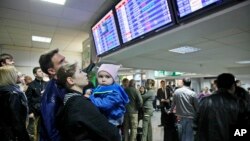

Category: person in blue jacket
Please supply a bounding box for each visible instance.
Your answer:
[39,49,99,141]
[89,64,129,127]
[38,49,67,141]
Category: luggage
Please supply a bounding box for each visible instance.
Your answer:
[136,127,143,141]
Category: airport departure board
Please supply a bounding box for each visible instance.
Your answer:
[115,0,173,43]
[176,0,221,18]
[92,10,120,56]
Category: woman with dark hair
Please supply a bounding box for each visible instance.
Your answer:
[56,63,120,141]
[139,86,146,95]
[0,66,30,141]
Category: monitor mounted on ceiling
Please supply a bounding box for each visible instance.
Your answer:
[91,10,121,57]
[115,0,176,45]
[172,0,240,23]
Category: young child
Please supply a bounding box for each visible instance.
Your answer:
[56,63,121,141]
[89,64,129,127]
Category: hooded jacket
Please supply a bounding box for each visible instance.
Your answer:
[90,83,129,125]
[0,84,30,141]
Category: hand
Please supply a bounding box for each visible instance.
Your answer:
[94,56,100,64]
[161,99,165,102]
[29,113,34,119]
[84,89,92,98]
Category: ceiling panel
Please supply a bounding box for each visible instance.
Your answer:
[9,34,31,41]
[30,0,64,17]
[58,19,84,29]
[0,0,29,12]
[0,8,28,22]
[62,7,92,22]
[4,19,29,29]
[6,26,30,35]
[50,40,69,49]
[13,40,31,47]
[29,14,59,26]
[32,42,50,48]
[216,32,250,45]
[0,39,13,45]
[31,30,54,37]
[66,0,106,13]
[203,28,243,40]
[31,24,56,33]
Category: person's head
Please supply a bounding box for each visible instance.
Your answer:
[97,64,120,86]
[122,78,129,88]
[24,75,33,85]
[0,53,15,67]
[57,63,88,92]
[129,79,136,87]
[204,87,209,93]
[235,80,241,87]
[217,73,236,94]
[0,66,18,86]
[139,86,146,94]
[16,72,25,84]
[212,79,218,91]
[145,79,155,90]
[33,67,44,80]
[39,49,66,77]
[160,80,166,88]
[182,78,191,87]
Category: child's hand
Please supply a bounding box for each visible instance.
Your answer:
[84,89,92,98]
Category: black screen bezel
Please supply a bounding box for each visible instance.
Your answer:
[172,0,240,23]
[91,8,122,57]
[114,0,177,47]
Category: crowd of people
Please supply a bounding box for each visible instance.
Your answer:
[0,49,250,141]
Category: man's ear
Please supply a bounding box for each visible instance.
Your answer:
[48,68,56,75]
[66,77,75,86]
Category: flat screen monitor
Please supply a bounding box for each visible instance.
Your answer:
[174,0,223,18]
[115,0,174,44]
[92,10,121,56]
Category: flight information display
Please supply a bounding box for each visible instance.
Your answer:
[175,0,222,18]
[115,0,173,43]
[92,10,120,56]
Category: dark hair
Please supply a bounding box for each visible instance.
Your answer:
[160,80,165,83]
[146,79,155,87]
[39,49,59,75]
[57,63,77,87]
[122,78,129,84]
[217,73,235,89]
[0,53,13,67]
[183,78,191,87]
[139,86,146,94]
[129,79,136,87]
[33,67,41,74]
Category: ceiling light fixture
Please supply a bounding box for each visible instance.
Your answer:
[41,0,66,5]
[236,60,250,64]
[169,46,201,54]
[32,35,52,43]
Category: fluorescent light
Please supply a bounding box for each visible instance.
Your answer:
[236,60,250,64]
[41,0,66,5]
[32,36,52,43]
[169,46,201,54]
